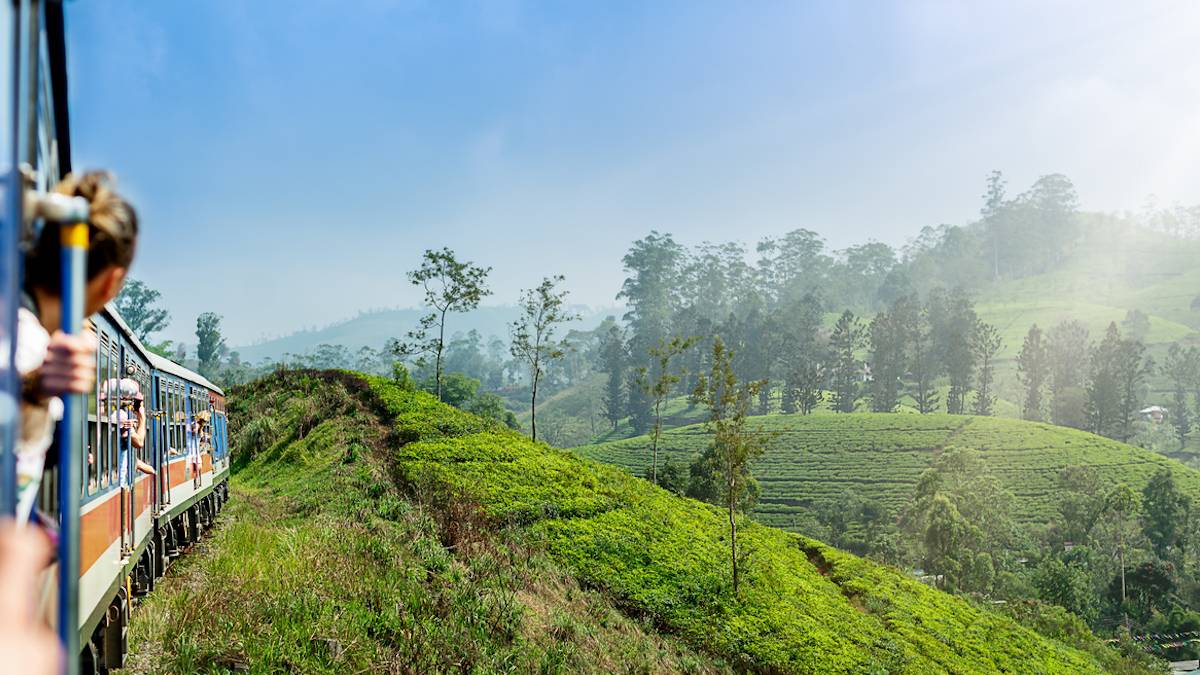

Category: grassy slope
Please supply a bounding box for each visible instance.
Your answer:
[127,371,1145,673]
[575,413,1200,532]
[125,372,725,674]
[375,373,1121,671]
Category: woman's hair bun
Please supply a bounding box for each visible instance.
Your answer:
[25,169,140,293]
[53,170,138,242]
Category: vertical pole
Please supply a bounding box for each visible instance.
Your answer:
[0,0,20,518]
[57,220,86,675]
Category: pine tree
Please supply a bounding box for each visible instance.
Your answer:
[1016,324,1049,421]
[1086,323,1123,439]
[1114,336,1153,443]
[869,299,911,413]
[1164,343,1194,449]
[906,301,941,414]
[828,310,865,413]
[971,322,1002,416]
[599,325,627,430]
[1048,320,1090,428]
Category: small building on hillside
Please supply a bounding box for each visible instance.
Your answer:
[1140,405,1167,423]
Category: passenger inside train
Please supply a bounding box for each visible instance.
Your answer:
[103,377,155,487]
[187,414,203,488]
[16,171,139,526]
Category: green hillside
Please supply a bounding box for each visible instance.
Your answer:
[128,370,1157,673]
[575,412,1200,531]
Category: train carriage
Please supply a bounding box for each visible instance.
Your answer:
[0,2,231,672]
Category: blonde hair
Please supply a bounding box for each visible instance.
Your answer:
[25,171,139,293]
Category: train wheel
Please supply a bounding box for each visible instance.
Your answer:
[80,636,101,675]
[155,526,169,576]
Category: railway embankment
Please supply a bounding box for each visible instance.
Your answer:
[125,370,1151,673]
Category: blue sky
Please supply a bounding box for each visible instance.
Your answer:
[66,1,1200,346]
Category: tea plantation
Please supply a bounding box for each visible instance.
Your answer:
[131,371,1159,672]
[574,412,1200,531]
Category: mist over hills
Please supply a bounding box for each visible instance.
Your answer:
[232,304,620,365]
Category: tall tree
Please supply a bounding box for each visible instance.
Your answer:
[778,294,825,415]
[1085,323,1123,438]
[902,447,1015,594]
[637,336,697,484]
[1054,466,1108,546]
[1047,320,1091,428]
[1142,469,1190,560]
[393,248,492,402]
[827,310,865,413]
[980,170,1007,282]
[625,369,654,435]
[971,322,1002,416]
[906,300,941,414]
[1099,484,1140,624]
[1016,324,1049,422]
[618,232,685,424]
[868,299,910,413]
[935,288,979,415]
[114,278,171,341]
[509,275,578,442]
[1113,335,1153,442]
[755,229,830,309]
[195,312,226,379]
[1164,343,1195,449]
[693,336,768,596]
[598,324,627,430]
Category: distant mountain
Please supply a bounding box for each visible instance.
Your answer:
[232,304,621,365]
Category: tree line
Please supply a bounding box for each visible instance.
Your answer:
[1017,319,1200,447]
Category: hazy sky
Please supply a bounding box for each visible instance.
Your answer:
[66,1,1200,346]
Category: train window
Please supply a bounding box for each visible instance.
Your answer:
[174,383,183,455]
[135,365,149,466]
[97,338,109,490]
[108,342,119,488]
[87,347,99,496]
[168,382,177,455]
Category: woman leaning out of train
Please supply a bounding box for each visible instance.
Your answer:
[16,170,139,525]
[118,383,156,489]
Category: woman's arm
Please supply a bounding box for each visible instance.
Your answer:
[130,407,147,449]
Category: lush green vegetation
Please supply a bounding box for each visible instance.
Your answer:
[575,412,1200,531]
[126,370,1155,672]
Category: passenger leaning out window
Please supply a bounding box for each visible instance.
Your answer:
[17,171,139,524]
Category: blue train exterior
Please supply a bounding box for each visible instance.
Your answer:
[0,3,232,672]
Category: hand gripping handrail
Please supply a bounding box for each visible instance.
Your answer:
[26,187,90,675]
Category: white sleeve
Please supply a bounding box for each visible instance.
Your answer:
[15,308,50,376]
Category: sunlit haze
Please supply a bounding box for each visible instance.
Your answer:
[67,1,1200,345]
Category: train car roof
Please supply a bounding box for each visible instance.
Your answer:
[100,302,224,395]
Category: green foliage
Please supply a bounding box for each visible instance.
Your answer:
[971,322,1002,416]
[114,277,171,341]
[510,274,579,441]
[424,370,480,409]
[211,370,1141,672]
[1017,324,1049,422]
[328,375,1110,672]
[195,312,226,379]
[1142,469,1191,560]
[1034,557,1099,624]
[828,310,864,413]
[390,247,493,402]
[130,372,720,674]
[638,335,698,484]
